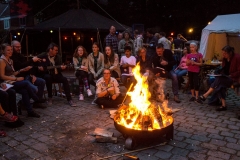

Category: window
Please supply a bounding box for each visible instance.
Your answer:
[4,19,10,29]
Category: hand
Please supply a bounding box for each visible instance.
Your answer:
[112,94,117,100]
[191,60,195,65]
[161,60,168,66]
[61,65,66,70]
[0,83,7,89]
[21,66,32,72]
[16,77,24,81]
[32,57,41,62]
[80,65,87,70]
[31,75,37,83]
[122,63,128,68]
[38,66,44,71]
[107,86,115,92]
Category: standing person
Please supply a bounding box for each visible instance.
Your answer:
[37,43,76,107]
[158,32,171,50]
[134,30,143,57]
[11,40,46,106]
[200,46,240,111]
[186,42,203,104]
[152,43,180,103]
[0,43,42,117]
[173,34,187,66]
[88,42,104,88]
[175,46,190,88]
[120,46,136,89]
[118,31,135,57]
[104,46,121,79]
[95,69,123,109]
[73,46,92,101]
[143,28,158,57]
[105,26,118,53]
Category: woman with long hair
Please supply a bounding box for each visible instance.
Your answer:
[88,42,104,87]
[73,46,92,101]
[0,43,41,118]
[104,45,121,79]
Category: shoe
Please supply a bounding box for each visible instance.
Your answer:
[1,112,18,122]
[47,98,53,105]
[87,89,93,96]
[189,97,196,102]
[216,106,227,111]
[195,98,203,104]
[5,118,24,128]
[174,95,181,103]
[68,100,77,107]
[28,111,40,118]
[199,95,206,101]
[0,130,6,137]
[79,94,84,101]
[100,105,104,109]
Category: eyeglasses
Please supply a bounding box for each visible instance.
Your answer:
[103,73,111,74]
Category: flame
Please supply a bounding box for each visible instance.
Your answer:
[115,64,172,130]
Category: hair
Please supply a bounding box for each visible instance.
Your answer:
[134,30,139,35]
[177,34,181,38]
[92,42,100,48]
[155,33,160,39]
[190,42,198,51]
[46,43,58,52]
[73,46,88,58]
[124,45,132,51]
[184,46,190,53]
[222,45,235,57]
[103,68,111,73]
[138,47,147,56]
[1,43,11,52]
[123,31,130,39]
[159,32,166,37]
[146,28,154,34]
[11,40,20,46]
[156,43,164,49]
[104,45,115,64]
[109,26,115,30]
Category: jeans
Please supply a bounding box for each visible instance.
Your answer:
[0,89,17,115]
[13,80,39,113]
[75,70,90,94]
[167,70,179,96]
[175,69,188,83]
[25,75,46,99]
[43,74,72,101]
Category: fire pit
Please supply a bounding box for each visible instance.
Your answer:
[114,64,174,150]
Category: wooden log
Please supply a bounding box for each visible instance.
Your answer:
[95,135,117,143]
[93,128,113,137]
[148,104,164,128]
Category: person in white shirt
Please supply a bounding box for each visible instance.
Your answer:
[120,46,136,89]
[158,32,171,50]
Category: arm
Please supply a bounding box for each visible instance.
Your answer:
[0,60,21,81]
[109,54,119,71]
[11,54,33,71]
[118,41,124,54]
[73,57,80,70]
[88,55,96,75]
[97,88,110,98]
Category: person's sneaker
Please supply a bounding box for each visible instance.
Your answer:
[79,94,84,101]
[91,99,97,105]
[174,95,181,103]
[4,118,24,128]
[189,97,196,102]
[47,98,53,105]
[68,100,77,107]
[28,111,40,118]
[199,95,206,101]
[87,89,93,96]
[1,112,18,122]
[195,98,203,104]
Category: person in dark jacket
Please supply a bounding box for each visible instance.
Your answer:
[37,43,76,107]
[11,40,46,106]
[152,43,180,103]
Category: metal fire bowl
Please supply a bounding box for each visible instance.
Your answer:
[114,116,174,140]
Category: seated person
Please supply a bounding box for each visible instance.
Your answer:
[152,43,180,103]
[95,69,124,108]
[200,45,240,111]
[11,40,46,107]
[73,45,92,101]
[88,42,104,88]
[104,45,121,79]
[174,46,190,88]
[37,43,76,107]
[136,47,152,76]
[0,43,42,118]
[120,46,136,89]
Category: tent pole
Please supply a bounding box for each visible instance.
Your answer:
[26,34,29,61]
[59,27,62,63]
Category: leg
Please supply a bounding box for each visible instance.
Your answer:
[193,72,200,99]
[168,70,179,96]
[6,89,17,115]
[95,97,110,108]
[53,74,72,101]
[43,74,53,98]
[188,71,195,97]
[88,73,96,87]
[111,70,119,79]
[121,75,128,88]
[33,77,46,99]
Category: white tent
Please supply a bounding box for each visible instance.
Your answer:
[199,13,240,60]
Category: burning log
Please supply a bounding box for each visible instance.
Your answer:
[133,112,143,129]
[148,104,164,128]
[141,115,151,131]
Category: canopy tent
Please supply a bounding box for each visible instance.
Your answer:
[199,13,240,60]
[34,9,129,31]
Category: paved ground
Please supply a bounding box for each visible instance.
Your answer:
[1,74,240,160]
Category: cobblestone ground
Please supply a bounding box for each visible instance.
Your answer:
[1,78,240,160]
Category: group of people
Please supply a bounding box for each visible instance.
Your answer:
[1,26,239,137]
